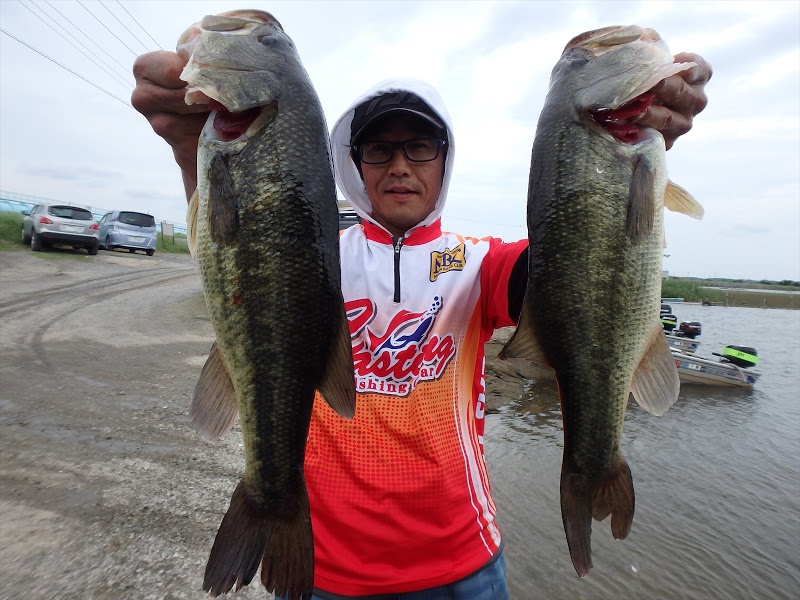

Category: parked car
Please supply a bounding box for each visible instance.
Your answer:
[98,210,157,256]
[21,203,99,255]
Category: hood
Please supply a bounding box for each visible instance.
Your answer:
[330,78,455,235]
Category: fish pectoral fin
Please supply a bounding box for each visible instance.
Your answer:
[186,189,199,257]
[630,324,680,416]
[498,291,549,364]
[208,153,239,245]
[626,155,657,242]
[664,180,704,219]
[317,304,357,419]
[190,341,239,439]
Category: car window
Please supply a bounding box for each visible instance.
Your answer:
[118,212,156,227]
[48,206,94,221]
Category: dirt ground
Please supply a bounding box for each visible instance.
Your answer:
[0,248,536,600]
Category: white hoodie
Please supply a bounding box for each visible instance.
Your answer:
[330,78,455,234]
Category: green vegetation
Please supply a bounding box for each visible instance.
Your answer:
[0,212,24,251]
[663,277,799,310]
[661,278,726,303]
[0,211,190,255]
[157,232,191,254]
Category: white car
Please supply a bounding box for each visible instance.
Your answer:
[21,203,99,255]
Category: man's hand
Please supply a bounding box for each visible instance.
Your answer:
[637,52,713,150]
[131,51,209,200]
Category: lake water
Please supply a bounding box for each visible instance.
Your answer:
[487,304,800,599]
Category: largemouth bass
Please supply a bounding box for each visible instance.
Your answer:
[500,25,703,577]
[177,10,356,599]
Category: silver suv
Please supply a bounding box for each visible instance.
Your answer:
[21,203,99,255]
[98,210,157,256]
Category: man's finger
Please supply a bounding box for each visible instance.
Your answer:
[131,83,209,117]
[636,105,691,150]
[673,53,713,86]
[131,51,210,116]
[133,50,188,89]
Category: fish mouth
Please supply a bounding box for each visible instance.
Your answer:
[587,92,654,144]
[207,100,277,142]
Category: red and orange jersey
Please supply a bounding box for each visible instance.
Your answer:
[306,219,526,595]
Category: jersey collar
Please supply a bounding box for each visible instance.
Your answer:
[361,219,442,246]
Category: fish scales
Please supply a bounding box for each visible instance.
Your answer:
[533,122,664,473]
[179,10,355,600]
[501,24,702,578]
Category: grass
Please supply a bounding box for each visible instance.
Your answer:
[663,277,799,309]
[0,211,190,255]
[0,212,24,250]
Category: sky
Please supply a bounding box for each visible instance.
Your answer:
[1,0,798,282]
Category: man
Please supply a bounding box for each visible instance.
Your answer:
[132,43,711,600]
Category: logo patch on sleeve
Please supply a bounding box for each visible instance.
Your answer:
[430,243,466,281]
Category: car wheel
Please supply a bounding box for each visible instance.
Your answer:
[21,227,31,245]
[146,249,155,256]
[87,243,98,256]
[105,236,113,251]
[128,248,136,254]
[31,231,44,251]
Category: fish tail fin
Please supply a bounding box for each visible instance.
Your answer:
[561,455,634,577]
[591,455,635,540]
[202,479,314,599]
[260,497,315,600]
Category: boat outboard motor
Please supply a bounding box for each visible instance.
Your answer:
[678,321,702,339]
[721,346,759,368]
[660,303,672,315]
[661,313,677,332]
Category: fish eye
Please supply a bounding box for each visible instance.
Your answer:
[258,35,277,45]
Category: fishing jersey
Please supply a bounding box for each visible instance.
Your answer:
[306,218,527,596]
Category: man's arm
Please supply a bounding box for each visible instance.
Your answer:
[130,51,210,201]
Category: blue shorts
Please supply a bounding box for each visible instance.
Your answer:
[293,551,510,600]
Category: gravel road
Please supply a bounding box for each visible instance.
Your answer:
[0,248,533,600]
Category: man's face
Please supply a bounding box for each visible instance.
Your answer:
[357,114,445,238]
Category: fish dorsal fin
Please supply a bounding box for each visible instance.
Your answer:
[190,341,239,439]
[317,301,357,419]
[498,292,549,364]
[664,180,704,219]
[187,189,199,257]
[630,323,680,416]
[207,153,239,245]
[626,155,656,242]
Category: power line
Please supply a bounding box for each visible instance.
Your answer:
[75,0,139,58]
[19,0,132,90]
[98,0,151,53]
[41,0,133,83]
[0,27,131,107]
[115,0,163,51]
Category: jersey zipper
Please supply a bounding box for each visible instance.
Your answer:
[392,236,404,303]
